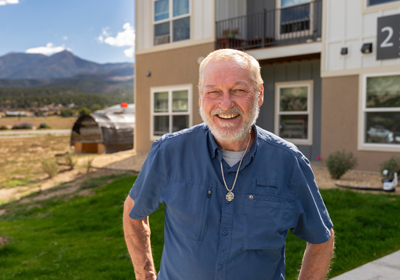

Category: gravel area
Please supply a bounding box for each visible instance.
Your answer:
[313,166,399,194]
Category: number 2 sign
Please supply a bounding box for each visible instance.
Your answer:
[377,14,400,60]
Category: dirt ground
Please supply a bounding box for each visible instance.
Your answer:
[0,116,76,129]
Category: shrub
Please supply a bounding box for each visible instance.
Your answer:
[380,157,400,180]
[0,125,8,130]
[64,153,77,170]
[38,122,52,129]
[79,107,91,116]
[12,122,33,130]
[326,150,358,179]
[41,159,58,178]
[85,157,95,174]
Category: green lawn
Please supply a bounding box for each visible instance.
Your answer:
[1,176,400,279]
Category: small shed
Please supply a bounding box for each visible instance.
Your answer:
[70,113,135,154]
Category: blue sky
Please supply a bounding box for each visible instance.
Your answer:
[0,0,135,64]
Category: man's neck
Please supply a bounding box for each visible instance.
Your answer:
[215,130,254,152]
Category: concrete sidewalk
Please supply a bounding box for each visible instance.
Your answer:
[331,250,400,280]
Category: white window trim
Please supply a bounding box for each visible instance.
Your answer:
[152,0,192,47]
[358,72,400,152]
[274,80,314,146]
[275,0,314,40]
[362,0,400,14]
[150,84,193,141]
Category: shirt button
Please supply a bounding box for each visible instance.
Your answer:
[218,264,223,270]
[223,231,228,236]
[248,195,254,200]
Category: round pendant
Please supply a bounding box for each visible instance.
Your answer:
[226,191,234,202]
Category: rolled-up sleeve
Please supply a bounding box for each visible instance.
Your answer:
[129,141,166,220]
[290,155,333,244]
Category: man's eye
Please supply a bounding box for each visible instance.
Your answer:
[207,91,220,97]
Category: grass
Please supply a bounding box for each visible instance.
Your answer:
[0,176,400,279]
[0,135,71,189]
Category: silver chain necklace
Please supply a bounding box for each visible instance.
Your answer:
[220,132,251,202]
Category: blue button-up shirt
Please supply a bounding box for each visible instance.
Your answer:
[129,124,333,280]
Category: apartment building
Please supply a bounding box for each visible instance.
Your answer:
[134,0,400,172]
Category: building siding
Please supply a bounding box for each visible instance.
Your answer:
[135,42,215,153]
[258,60,321,160]
[321,75,398,172]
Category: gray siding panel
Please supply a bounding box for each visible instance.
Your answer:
[256,60,321,161]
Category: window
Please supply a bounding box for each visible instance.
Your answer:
[153,0,190,46]
[277,0,313,38]
[362,74,400,147]
[275,81,313,145]
[368,0,399,6]
[151,85,192,138]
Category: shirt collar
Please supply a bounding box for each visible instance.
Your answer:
[206,124,259,161]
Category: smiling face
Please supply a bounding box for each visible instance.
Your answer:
[199,59,264,146]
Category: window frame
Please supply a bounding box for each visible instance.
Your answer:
[362,0,400,13]
[358,72,400,152]
[275,0,314,40]
[274,80,314,146]
[152,0,191,46]
[150,84,193,140]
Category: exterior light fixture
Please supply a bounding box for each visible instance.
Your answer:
[361,43,373,54]
[341,47,348,55]
[146,71,151,77]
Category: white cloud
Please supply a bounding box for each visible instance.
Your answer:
[25,43,68,56]
[98,23,135,58]
[124,46,134,58]
[63,36,68,40]
[0,0,19,6]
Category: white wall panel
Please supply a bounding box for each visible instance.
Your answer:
[203,0,214,38]
[323,0,400,74]
[327,42,344,71]
[344,40,362,69]
[193,0,203,40]
[345,1,361,39]
[327,0,345,41]
[362,13,377,37]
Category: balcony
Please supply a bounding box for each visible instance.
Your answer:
[216,0,322,51]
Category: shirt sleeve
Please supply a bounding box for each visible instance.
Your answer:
[128,140,166,220]
[290,155,333,244]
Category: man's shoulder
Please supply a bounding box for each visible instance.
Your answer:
[155,123,208,147]
[255,125,304,160]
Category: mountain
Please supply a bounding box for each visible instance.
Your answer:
[0,51,134,80]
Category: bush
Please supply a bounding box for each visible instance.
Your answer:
[326,150,358,179]
[64,153,77,170]
[85,157,95,174]
[79,107,91,116]
[38,122,52,129]
[380,157,400,180]
[0,125,8,130]
[12,122,33,130]
[41,159,58,178]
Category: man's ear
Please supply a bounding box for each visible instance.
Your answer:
[258,84,264,107]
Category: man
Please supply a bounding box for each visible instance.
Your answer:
[123,49,334,280]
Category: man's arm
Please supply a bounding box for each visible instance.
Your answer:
[123,195,157,280]
[298,228,335,280]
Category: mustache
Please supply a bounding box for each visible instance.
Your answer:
[211,107,243,116]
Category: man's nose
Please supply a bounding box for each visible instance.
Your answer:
[219,91,234,111]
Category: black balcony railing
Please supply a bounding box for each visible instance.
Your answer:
[216,0,322,50]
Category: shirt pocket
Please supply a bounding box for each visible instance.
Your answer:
[243,193,292,251]
[165,182,213,242]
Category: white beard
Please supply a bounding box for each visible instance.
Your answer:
[200,95,260,142]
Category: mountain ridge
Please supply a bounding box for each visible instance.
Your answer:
[0,51,134,80]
